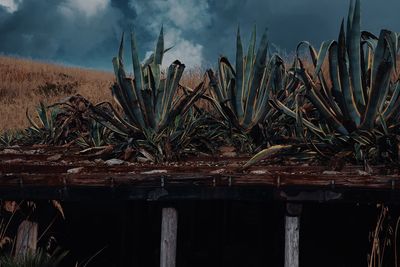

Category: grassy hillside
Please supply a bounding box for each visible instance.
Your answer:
[0,56,204,131]
[0,56,115,131]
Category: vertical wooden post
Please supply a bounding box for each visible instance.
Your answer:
[160,207,178,267]
[15,220,38,256]
[284,203,302,267]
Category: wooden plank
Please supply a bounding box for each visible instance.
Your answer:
[160,207,178,267]
[284,204,302,267]
[15,220,38,256]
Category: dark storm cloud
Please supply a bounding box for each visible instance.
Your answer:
[0,0,400,70]
[203,0,400,66]
[0,0,126,69]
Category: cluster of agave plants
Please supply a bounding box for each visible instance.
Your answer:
[1,0,400,165]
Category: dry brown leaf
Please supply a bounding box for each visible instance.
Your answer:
[51,200,65,219]
[3,201,19,213]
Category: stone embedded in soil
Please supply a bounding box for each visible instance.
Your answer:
[22,150,38,155]
[1,149,20,154]
[105,158,125,166]
[210,169,225,174]
[219,146,236,152]
[250,170,271,175]
[356,170,370,176]
[4,158,24,164]
[137,157,150,163]
[221,151,237,158]
[78,160,94,165]
[47,154,62,161]
[140,169,168,175]
[67,167,84,174]
[94,159,104,164]
[322,170,341,175]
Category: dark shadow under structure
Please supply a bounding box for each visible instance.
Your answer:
[45,200,385,267]
[1,150,400,266]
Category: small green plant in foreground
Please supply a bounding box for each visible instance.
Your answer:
[0,248,68,267]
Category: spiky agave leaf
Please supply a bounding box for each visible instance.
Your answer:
[101,26,210,160]
[110,27,207,135]
[25,103,60,144]
[271,0,400,162]
[207,26,285,134]
[242,145,292,170]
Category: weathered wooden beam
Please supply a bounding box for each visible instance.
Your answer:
[284,203,302,267]
[15,220,38,256]
[160,207,178,267]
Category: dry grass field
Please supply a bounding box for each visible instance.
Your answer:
[0,56,114,131]
[0,56,204,131]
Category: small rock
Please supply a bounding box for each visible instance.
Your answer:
[226,163,241,168]
[4,158,24,164]
[219,146,236,153]
[1,149,19,154]
[47,154,62,161]
[137,157,150,163]
[124,147,135,160]
[78,160,93,165]
[221,151,237,158]
[210,169,225,174]
[94,159,104,164]
[105,158,125,166]
[250,170,271,175]
[356,170,370,176]
[141,169,168,175]
[67,167,84,174]
[322,170,341,175]
[23,150,37,155]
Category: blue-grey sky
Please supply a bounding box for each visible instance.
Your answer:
[0,0,399,70]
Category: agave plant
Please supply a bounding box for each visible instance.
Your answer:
[88,27,211,161]
[0,130,24,147]
[25,102,60,144]
[0,248,68,267]
[207,26,287,134]
[25,96,96,145]
[271,0,400,161]
[76,121,113,149]
[109,27,206,136]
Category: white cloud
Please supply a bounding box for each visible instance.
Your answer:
[162,30,204,68]
[0,0,21,13]
[59,0,109,18]
[144,29,204,68]
[150,0,210,30]
[130,0,211,68]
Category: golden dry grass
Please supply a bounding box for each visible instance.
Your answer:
[0,56,116,131]
[0,56,206,131]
